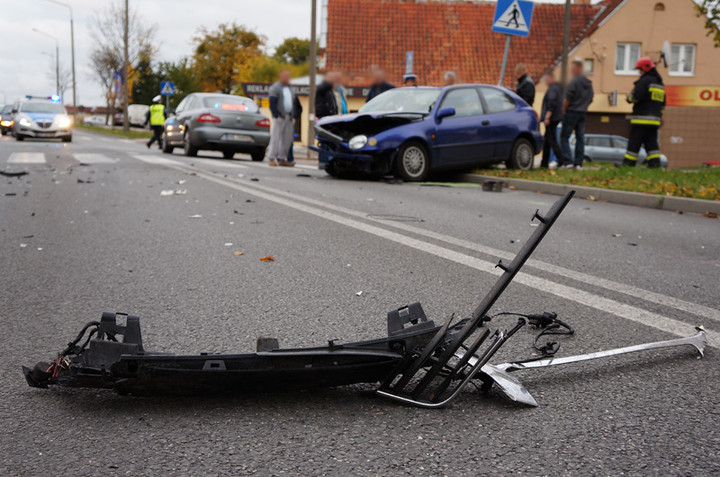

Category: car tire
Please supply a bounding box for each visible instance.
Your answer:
[183,130,198,157]
[1,130,6,136]
[222,150,235,159]
[395,141,430,182]
[251,148,266,162]
[506,138,534,170]
[584,155,592,163]
[161,133,174,154]
[16,134,24,142]
[62,136,72,143]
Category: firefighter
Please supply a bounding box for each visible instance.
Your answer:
[145,95,166,149]
[622,57,665,168]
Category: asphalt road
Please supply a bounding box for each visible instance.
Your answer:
[1,129,718,476]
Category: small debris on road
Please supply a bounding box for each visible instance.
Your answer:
[177,180,187,185]
[259,256,275,262]
[0,170,28,177]
[356,291,363,296]
[250,178,259,182]
[160,189,187,196]
[612,233,622,238]
[237,173,245,178]
[5,192,17,196]
[627,242,638,246]
[224,243,233,247]
[703,211,718,219]
[234,251,244,256]
[588,195,596,201]
[189,214,202,219]
[296,173,311,178]
[76,178,94,184]
[20,243,27,248]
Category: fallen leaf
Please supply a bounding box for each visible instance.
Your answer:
[508,185,517,190]
[588,195,596,201]
[234,251,244,256]
[702,211,718,219]
[260,256,275,262]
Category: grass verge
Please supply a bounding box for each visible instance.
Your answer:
[475,163,720,201]
[78,124,153,140]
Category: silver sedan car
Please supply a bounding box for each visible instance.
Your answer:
[569,133,669,167]
[162,93,270,160]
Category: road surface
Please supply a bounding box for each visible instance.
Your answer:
[1,129,718,475]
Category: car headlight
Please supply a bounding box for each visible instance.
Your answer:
[348,135,368,150]
[57,116,72,129]
[19,117,32,127]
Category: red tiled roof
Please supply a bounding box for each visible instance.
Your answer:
[325,0,624,87]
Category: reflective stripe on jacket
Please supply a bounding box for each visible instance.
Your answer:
[628,70,664,126]
[149,104,165,126]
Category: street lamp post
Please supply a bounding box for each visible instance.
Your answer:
[307,0,318,157]
[43,0,77,113]
[33,28,59,96]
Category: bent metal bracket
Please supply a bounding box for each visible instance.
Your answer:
[22,191,707,407]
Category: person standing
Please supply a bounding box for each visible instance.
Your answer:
[622,57,665,168]
[514,64,535,106]
[267,70,298,167]
[366,67,394,102]
[145,95,165,149]
[316,71,339,119]
[560,58,594,170]
[444,71,458,86]
[539,72,563,168]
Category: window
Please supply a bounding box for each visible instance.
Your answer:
[480,87,516,113]
[612,137,628,149]
[615,43,641,74]
[587,136,612,148]
[440,88,484,118]
[669,44,695,76]
[654,2,665,11]
[584,59,594,75]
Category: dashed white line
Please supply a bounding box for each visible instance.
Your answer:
[73,153,118,164]
[7,152,46,164]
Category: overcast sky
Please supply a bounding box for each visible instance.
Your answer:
[0,0,318,106]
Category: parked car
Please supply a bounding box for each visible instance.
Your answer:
[82,115,110,126]
[127,104,150,127]
[1,104,14,135]
[162,93,270,160]
[12,99,72,142]
[313,85,542,181]
[570,133,668,167]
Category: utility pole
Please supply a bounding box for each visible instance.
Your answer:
[33,29,59,96]
[43,1,77,113]
[122,0,130,133]
[561,0,572,89]
[307,0,318,156]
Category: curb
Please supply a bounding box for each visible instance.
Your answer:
[460,174,720,215]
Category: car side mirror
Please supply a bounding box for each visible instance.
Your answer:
[436,107,455,121]
[11,109,17,114]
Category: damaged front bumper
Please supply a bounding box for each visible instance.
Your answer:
[23,192,708,407]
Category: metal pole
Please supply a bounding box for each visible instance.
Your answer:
[55,43,60,96]
[122,0,130,133]
[561,0,571,89]
[498,35,511,86]
[42,2,78,112]
[307,0,318,156]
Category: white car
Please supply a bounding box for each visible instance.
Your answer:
[12,100,72,142]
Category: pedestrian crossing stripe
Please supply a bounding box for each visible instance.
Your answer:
[493,0,529,33]
[73,153,117,164]
[8,152,45,164]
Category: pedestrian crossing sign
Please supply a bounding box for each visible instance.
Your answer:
[492,0,534,37]
[160,81,176,96]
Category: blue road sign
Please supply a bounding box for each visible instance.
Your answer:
[160,81,176,96]
[492,0,534,38]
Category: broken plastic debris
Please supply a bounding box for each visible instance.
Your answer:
[20,243,27,248]
[224,243,233,247]
[177,180,186,185]
[189,214,202,219]
[612,233,622,238]
[234,252,244,256]
[161,190,187,196]
[356,291,363,296]
[237,173,245,178]
[259,256,275,262]
[0,170,29,177]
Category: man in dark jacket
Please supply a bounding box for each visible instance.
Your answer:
[316,71,339,119]
[515,64,535,106]
[539,72,563,168]
[622,57,665,168]
[560,58,594,169]
[366,67,394,102]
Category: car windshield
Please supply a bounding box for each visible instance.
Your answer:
[360,88,440,114]
[21,102,66,114]
[202,96,259,113]
[1,105,11,113]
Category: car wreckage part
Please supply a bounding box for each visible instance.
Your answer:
[22,190,707,408]
[376,191,575,408]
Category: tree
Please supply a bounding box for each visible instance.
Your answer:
[192,23,264,94]
[44,59,72,100]
[157,58,201,108]
[131,53,161,105]
[697,0,720,47]
[89,46,121,124]
[273,37,311,65]
[89,1,156,109]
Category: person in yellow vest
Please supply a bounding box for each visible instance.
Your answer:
[145,95,166,149]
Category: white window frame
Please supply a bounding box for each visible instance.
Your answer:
[615,42,641,75]
[669,43,695,76]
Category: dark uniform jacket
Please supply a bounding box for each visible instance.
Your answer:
[515,74,535,106]
[315,81,338,119]
[628,68,665,126]
[540,82,563,122]
[366,82,395,102]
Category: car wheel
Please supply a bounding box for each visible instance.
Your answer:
[395,141,430,182]
[183,130,198,157]
[506,138,534,170]
[1,130,6,136]
[16,134,24,142]
[161,133,174,154]
[584,155,592,163]
[62,136,72,143]
[222,150,235,159]
[251,148,266,162]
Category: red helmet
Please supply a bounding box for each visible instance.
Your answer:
[635,57,656,73]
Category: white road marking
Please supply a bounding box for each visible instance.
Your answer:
[134,156,717,345]
[73,153,117,164]
[133,154,183,166]
[191,158,248,169]
[7,152,45,164]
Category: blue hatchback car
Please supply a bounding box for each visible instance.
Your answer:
[313,85,542,181]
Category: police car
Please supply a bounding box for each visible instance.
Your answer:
[12,96,72,142]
